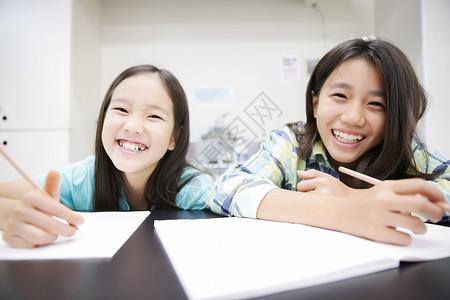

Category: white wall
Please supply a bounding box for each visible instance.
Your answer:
[374,0,450,157]
[1,0,448,181]
[101,0,375,142]
[69,0,102,162]
[374,0,423,78]
[422,0,450,157]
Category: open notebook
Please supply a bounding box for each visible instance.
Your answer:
[155,217,450,300]
[0,211,150,260]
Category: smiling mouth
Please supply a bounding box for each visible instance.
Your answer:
[332,130,365,144]
[118,140,148,152]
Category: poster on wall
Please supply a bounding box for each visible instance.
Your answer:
[194,87,233,102]
[281,56,300,82]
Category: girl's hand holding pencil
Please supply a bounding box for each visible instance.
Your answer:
[295,166,450,245]
[338,166,450,213]
[0,145,84,248]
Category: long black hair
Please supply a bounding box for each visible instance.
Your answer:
[94,65,193,210]
[301,38,433,188]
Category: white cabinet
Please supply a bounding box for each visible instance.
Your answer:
[0,0,101,182]
[0,0,71,130]
[0,1,71,182]
[0,131,69,182]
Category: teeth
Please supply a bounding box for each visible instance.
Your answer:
[119,141,146,152]
[333,130,364,144]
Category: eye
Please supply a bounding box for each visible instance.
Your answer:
[148,115,162,120]
[112,107,128,113]
[368,101,385,110]
[332,93,347,99]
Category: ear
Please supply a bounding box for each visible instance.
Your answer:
[168,135,176,151]
[312,91,319,118]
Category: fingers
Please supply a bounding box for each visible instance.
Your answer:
[44,169,60,200]
[297,179,318,192]
[23,191,84,234]
[379,192,441,223]
[378,180,446,222]
[385,211,428,235]
[297,170,330,192]
[387,178,446,205]
[2,233,37,249]
[366,212,429,246]
[2,171,85,248]
[349,207,425,246]
[369,226,413,246]
[297,169,352,196]
[3,221,59,248]
[436,202,450,213]
[17,199,81,237]
[3,203,79,248]
[36,170,84,228]
[297,169,324,180]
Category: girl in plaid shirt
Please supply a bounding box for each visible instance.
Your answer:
[207,38,450,246]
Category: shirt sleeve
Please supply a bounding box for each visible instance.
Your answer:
[33,156,95,211]
[176,168,215,210]
[412,140,450,223]
[425,153,450,204]
[412,140,450,203]
[206,126,300,218]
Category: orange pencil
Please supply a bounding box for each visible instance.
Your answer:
[338,166,381,185]
[339,165,450,213]
[0,144,45,192]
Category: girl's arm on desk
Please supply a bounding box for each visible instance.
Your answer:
[257,178,447,246]
[0,170,84,248]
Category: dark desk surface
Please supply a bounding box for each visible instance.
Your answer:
[1,210,449,300]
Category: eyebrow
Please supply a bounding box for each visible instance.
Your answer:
[328,82,385,98]
[110,98,169,114]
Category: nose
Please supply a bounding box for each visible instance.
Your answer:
[124,115,144,134]
[340,101,365,127]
